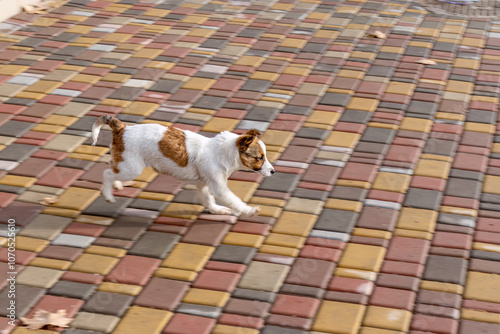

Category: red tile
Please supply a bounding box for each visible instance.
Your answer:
[376,273,420,291]
[366,189,405,203]
[0,104,26,114]
[270,294,320,318]
[369,286,416,310]
[462,299,500,314]
[193,269,241,292]
[411,314,458,334]
[324,291,368,304]
[477,217,500,233]
[381,260,424,277]
[296,181,333,192]
[31,149,68,161]
[339,162,378,183]
[0,317,15,334]
[204,261,246,274]
[452,152,488,172]
[224,298,271,317]
[305,237,346,249]
[266,314,312,330]
[61,271,103,285]
[63,222,106,237]
[474,230,500,245]
[36,166,84,188]
[328,276,373,295]
[441,196,479,210]
[134,277,190,311]
[386,236,430,264]
[279,145,317,163]
[385,145,421,163]
[106,255,160,285]
[284,258,335,289]
[215,108,247,120]
[0,248,35,265]
[431,231,473,249]
[268,120,302,132]
[26,295,84,318]
[298,245,341,262]
[301,165,341,185]
[410,176,446,191]
[211,78,245,92]
[357,206,399,231]
[218,314,264,329]
[0,192,17,208]
[333,122,366,134]
[231,221,271,235]
[163,313,216,334]
[181,221,230,247]
[275,74,305,87]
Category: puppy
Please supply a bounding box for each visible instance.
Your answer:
[91,116,274,217]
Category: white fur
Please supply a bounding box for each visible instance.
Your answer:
[93,123,275,217]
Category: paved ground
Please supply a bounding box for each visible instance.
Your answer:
[0,0,499,333]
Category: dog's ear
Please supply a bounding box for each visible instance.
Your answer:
[236,130,260,152]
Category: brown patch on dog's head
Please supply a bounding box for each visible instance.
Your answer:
[159,126,189,167]
[236,129,265,171]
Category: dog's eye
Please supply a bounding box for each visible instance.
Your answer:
[259,155,264,161]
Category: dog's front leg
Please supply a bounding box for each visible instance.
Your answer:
[206,180,260,217]
[197,184,231,215]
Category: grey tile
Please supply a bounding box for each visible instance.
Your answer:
[259,172,301,193]
[245,106,280,122]
[240,79,272,92]
[438,213,476,228]
[0,284,45,317]
[232,288,276,303]
[57,158,95,171]
[211,244,256,264]
[315,209,358,233]
[48,281,96,299]
[293,188,329,201]
[444,178,482,199]
[339,110,372,124]
[448,169,484,181]
[0,121,35,137]
[466,110,497,124]
[471,250,500,262]
[330,186,368,201]
[193,96,227,110]
[408,100,438,115]
[82,291,134,316]
[129,198,169,212]
[0,144,39,161]
[423,138,457,156]
[296,127,330,140]
[127,231,180,258]
[360,128,396,144]
[100,216,152,241]
[355,142,389,155]
[261,326,307,334]
[319,92,351,107]
[423,255,467,285]
[149,79,183,93]
[403,188,442,210]
[280,284,325,299]
[83,196,134,218]
[176,303,221,318]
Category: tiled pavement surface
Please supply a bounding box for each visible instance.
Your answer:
[0,0,499,333]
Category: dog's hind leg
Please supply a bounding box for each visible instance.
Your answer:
[197,184,231,215]
[102,164,143,203]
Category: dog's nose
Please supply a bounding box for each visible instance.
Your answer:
[271,169,275,174]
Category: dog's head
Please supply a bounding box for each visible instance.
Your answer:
[236,129,275,177]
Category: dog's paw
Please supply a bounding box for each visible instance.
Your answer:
[113,181,123,190]
[240,206,261,217]
[210,205,232,215]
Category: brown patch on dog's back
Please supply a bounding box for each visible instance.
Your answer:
[236,129,265,171]
[159,126,189,167]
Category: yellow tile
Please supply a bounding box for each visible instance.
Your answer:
[70,253,120,275]
[419,154,453,162]
[420,281,463,294]
[261,130,295,147]
[24,80,62,93]
[484,175,500,194]
[379,46,404,54]
[42,207,81,218]
[314,30,340,39]
[394,229,433,240]
[338,243,386,272]
[372,172,411,193]
[353,228,392,240]
[112,306,172,334]
[161,203,204,220]
[462,37,485,48]
[415,27,440,38]
[259,245,300,257]
[264,233,305,248]
[101,99,132,108]
[182,288,230,307]
[222,232,265,248]
[350,51,376,60]
[325,199,363,212]
[363,306,412,332]
[453,58,479,70]
[272,211,317,236]
[102,33,131,43]
[181,15,208,24]
[0,175,36,188]
[283,66,311,76]
[162,243,214,271]
[346,97,379,112]
[31,124,65,134]
[43,115,78,127]
[397,207,437,233]
[461,308,500,324]
[212,325,259,334]
[464,271,500,303]
[312,301,366,334]
[249,71,280,81]
[137,192,174,202]
[435,112,465,121]
[31,17,59,27]
[202,117,240,133]
[307,12,331,20]
[146,61,175,70]
[55,187,100,211]
[250,196,287,207]
[385,82,416,95]
[15,92,45,100]
[445,80,474,94]
[143,8,171,17]
[154,267,197,281]
[102,73,131,83]
[359,328,405,334]
[280,38,307,49]
[337,69,365,79]
[75,215,114,226]
[122,101,159,116]
[227,180,258,202]
[85,245,127,258]
[29,257,71,270]
[182,77,216,90]
[234,55,265,67]
[399,117,433,132]
[335,267,378,281]
[73,37,101,45]
[0,65,29,76]
[473,242,500,254]
[74,145,109,156]
[464,122,496,134]
[71,74,101,84]
[414,159,451,179]
[67,153,101,161]
[15,236,49,252]
[130,48,163,59]
[440,206,477,217]
[324,131,361,148]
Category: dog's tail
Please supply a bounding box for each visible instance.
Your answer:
[92,116,125,146]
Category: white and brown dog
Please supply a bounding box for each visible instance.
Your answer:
[92,116,274,217]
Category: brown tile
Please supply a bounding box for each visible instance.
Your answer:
[182,220,231,246]
[105,255,161,285]
[134,277,190,311]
